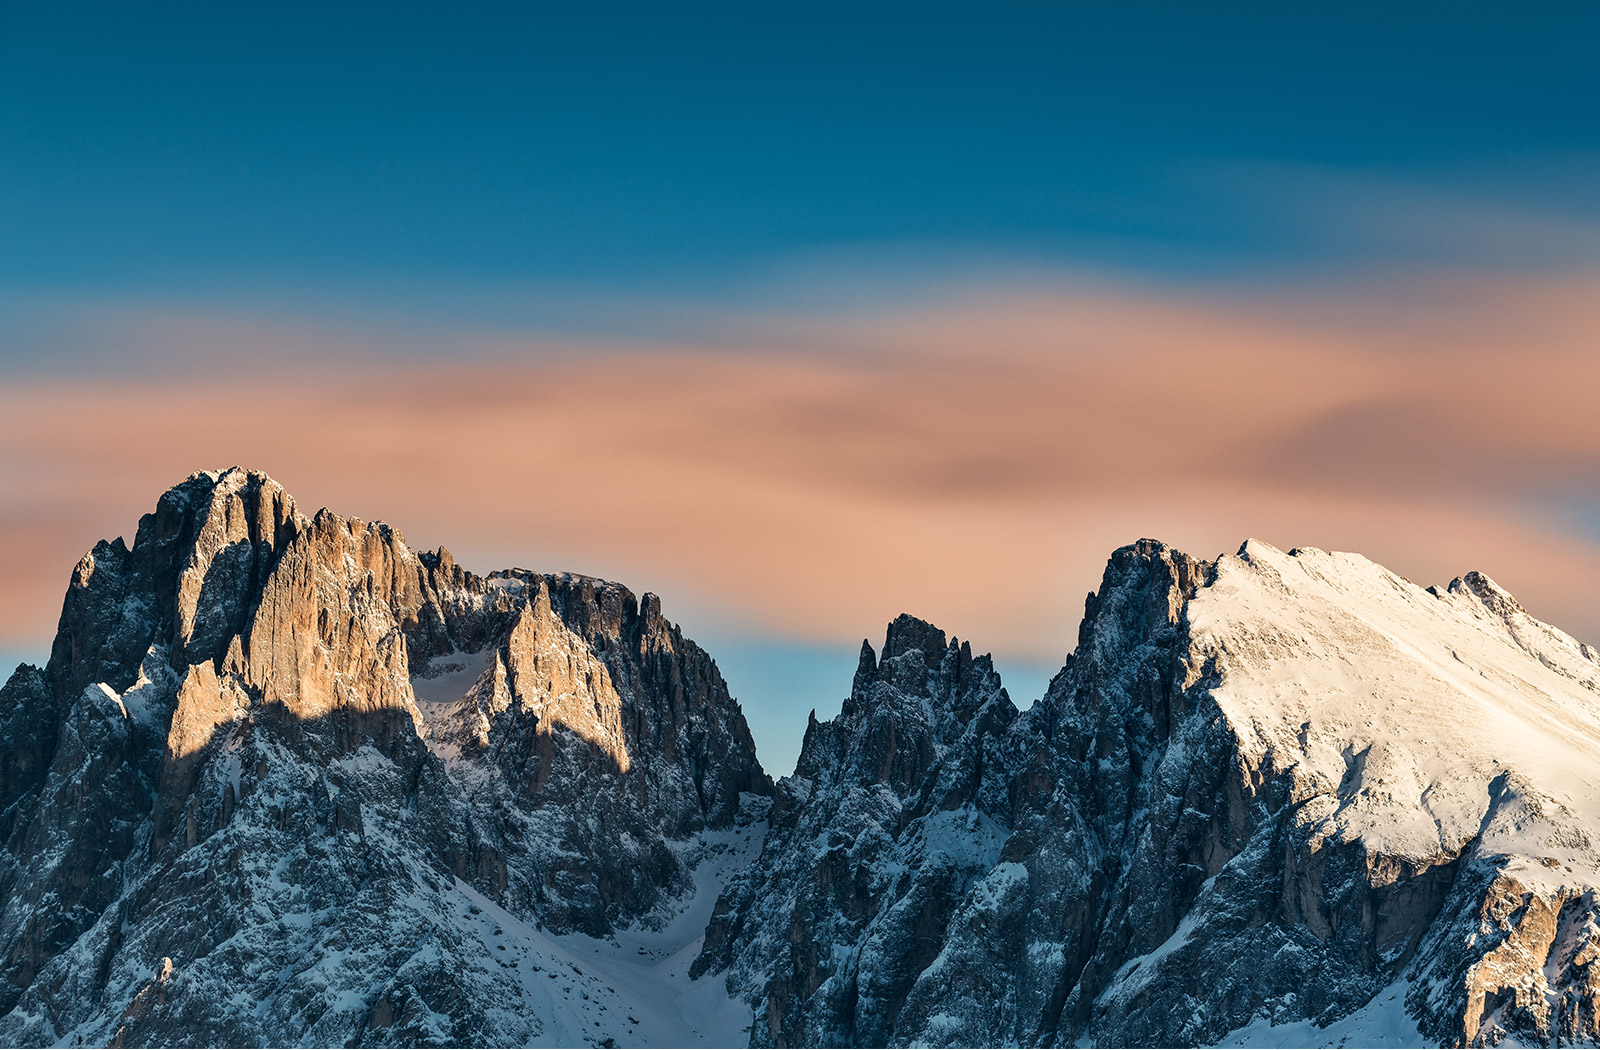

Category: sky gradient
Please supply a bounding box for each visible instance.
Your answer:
[3,4,1598,773]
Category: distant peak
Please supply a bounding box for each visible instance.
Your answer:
[1236,537,1287,561]
[1451,570,1525,617]
[856,638,877,676]
[213,464,283,488]
[1104,538,1214,583]
[1112,537,1180,561]
[173,465,287,496]
[881,613,947,669]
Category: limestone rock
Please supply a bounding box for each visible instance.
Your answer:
[0,468,771,1046]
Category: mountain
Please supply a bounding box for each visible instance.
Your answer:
[4,470,1600,1047]
[698,539,1600,1048]
[0,468,770,1046]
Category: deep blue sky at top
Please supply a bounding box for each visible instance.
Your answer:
[4,2,1598,314]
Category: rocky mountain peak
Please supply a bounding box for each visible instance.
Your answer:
[0,468,772,1046]
[1454,568,1516,606]
[48,467,304,706]
[878,612,946,667]
[820,614,1007,793]
[169,468,302,662]
[696,610,1018,1045]
[851,636,876,689]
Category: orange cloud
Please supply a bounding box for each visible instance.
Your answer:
[3,273,1599,672]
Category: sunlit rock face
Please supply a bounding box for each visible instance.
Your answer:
[0,467,771,1046]
[697,540,1600,1049]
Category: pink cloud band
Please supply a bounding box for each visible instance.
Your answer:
[4,273,1598,664]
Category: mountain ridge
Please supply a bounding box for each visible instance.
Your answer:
[2,468,1599,1047]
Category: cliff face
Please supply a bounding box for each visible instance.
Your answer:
[0,468,770,1046]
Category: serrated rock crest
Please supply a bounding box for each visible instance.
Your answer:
[0,468,771,1046]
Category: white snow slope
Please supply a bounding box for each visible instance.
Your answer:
[1196,540,1600,891]
[1195,540,1600,1046]
[446,817,766,1049]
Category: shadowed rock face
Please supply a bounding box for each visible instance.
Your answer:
[694,614,1019,1047]
[0,467,770,1046]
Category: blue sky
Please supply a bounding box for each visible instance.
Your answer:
[4,3,1597,299]
[3,4,1598,775]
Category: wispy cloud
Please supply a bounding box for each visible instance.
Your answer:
[4,270,1599,670]
[1181,156,1600,272]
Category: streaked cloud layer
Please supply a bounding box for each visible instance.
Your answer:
[5,271,1598,677]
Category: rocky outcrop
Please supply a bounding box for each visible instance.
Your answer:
[0,467,770,1046]
[695,614,1018,1047]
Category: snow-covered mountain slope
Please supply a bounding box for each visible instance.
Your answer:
[1074,540,1600,1048]
[0,468,771,1046]
[1178,541,1600,1047]
[697,539,1600,1048]
[1193,540,1600,874]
